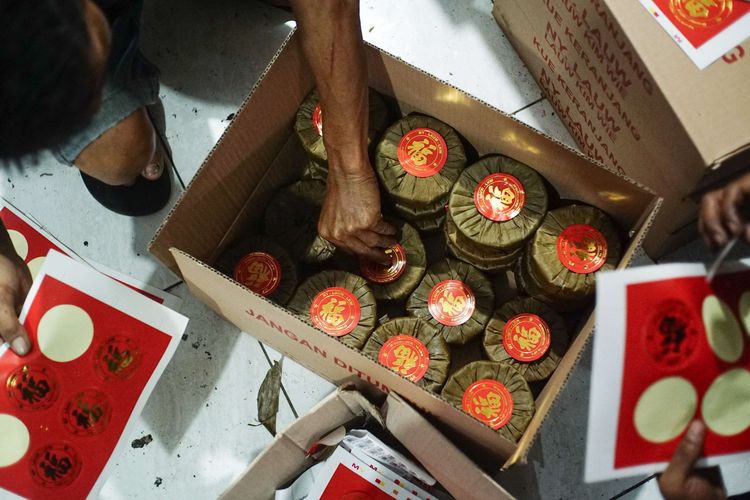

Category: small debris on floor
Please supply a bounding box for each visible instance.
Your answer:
[181,334,188,341]
[131,434,154,449]
[154,477,163,487]
[225,113,235,121]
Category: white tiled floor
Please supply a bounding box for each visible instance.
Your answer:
[3,0,749,498]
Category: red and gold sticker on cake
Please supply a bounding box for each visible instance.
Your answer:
[396,128,448,178]
[645,299,700,370]
[556,224,609,274]
[62,390,112,437]
[503,313,552,362]
[30,443,82,488]
[309,287,361,337]
[94,336,142,381]
[427,280,476,326]
[377,335,430,382]
[6,365,59,411]
[462,379,514,430]
[473,173,526,222]
[312,104,324,136]
[360,244,408,284]
[234,252,282,297]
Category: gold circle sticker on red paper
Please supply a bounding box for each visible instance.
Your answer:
[503,313,551,362]
[461,379,514,429]
[669,0,732,29]
[427,280,476,326]
[30,443,81,488]
[62,390,112,437]
[646,299,700,370]
[312,104,324,136]
[473,173,526,222]
[359,244,408,284]
[6,365,59,411]
[309,287,361,337]
[396,128,448,178]
[377,335,430,382]
[94,336,142,381]
[556,224,608,274]
[233,252,282,297]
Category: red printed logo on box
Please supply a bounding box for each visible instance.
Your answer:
[397,128,448,178]
[556,224,608,274]
[312,104,324,137]
[378,335,430,382]
[310,287,361,337]
[503,313,551,362]
[462,379,514,429]
[474,173,526,222]
[360,244,407,284]
[427,280,476,326]
[234,252,282,297]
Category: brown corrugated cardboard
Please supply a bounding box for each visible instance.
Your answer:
[149,30,660,469]
[492,0,750,257]
[221,387,512,499]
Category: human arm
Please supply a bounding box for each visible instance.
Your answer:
[0,221,31,355]
[699,170,750,249]
[291,0,395,265]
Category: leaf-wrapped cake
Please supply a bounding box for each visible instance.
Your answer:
[519,204,621,310]
[294,88,389,164]
[406,258,494,345]
[362,317,450,393]
[444,210,523,273]
[391,198,446,233]
[287,270,377,350]
[441,361,534,442]
[302,158,328,182]
[449,155,548,252]
[264,180,335,264]
[358,219,427,302]
[214,236,298,305]
[483,297,569,382]
[375,114,467,212]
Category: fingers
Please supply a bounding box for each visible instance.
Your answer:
[700,191,728,249]
[357,230,397,251]
[0,287,29,356]
[660,420,705,496]
[720,182,745,236]
[372,218,397,236]
[346,238,393,265]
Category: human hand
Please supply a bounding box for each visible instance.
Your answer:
[318,167,396,265]
[699,171,750,249]
[0,246,32,356]
[658,421,726,500]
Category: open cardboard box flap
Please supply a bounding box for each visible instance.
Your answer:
[221,387,513,500]
[150,30,661,469]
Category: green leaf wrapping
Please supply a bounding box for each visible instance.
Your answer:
[375,114,467,208]
[264,180,335,264]
[444,210,523,273]
[521,204,621,309]
[449,155,548,251]
[287,270,377,350]
[294,89,390,164]
[406,258,494,345]
[483,297,569,382]
[302,158,329,182]
[362,317,451,393]
[213,235,298,305]
[441,361,534,442]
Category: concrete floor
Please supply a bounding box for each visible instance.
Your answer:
[3,0,749,498]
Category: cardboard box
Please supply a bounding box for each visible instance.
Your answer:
[149,30,659,469]
[492,0,750,257]
[221,387,511,499]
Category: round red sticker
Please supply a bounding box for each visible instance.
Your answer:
[473,173,526,221]
[645,299,700,370]
[462,379,514,429]
[312,104,324,136]
[378,335,430,382]
[30,443,81,488]
[427,280,476,326]
[360,244,408,284]
[309,287,361,337]
[6,365,58,411]
[556,224,608,274]
[62,389,112,436]
[94,336,142,381]
[234,252,282,297]
[503,313,551,362]
[396,128,448,178]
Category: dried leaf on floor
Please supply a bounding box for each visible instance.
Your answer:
[257,359,283,436]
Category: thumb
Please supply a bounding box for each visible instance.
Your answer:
[665,420,705,484]
[0,291,30,356]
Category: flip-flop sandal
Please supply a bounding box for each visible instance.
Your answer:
[80,156,172,216]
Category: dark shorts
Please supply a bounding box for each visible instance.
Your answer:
[54,0,160,165]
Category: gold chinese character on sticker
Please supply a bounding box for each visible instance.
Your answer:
[391,345,418,375]
[439,291,466,317]
[513,325,543,351]
[320,298,346,326]
[486,185,516,212]
[407,139,437,166]
[684,0,718,18]
[472,392,502,419]
[245,262,271,288]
